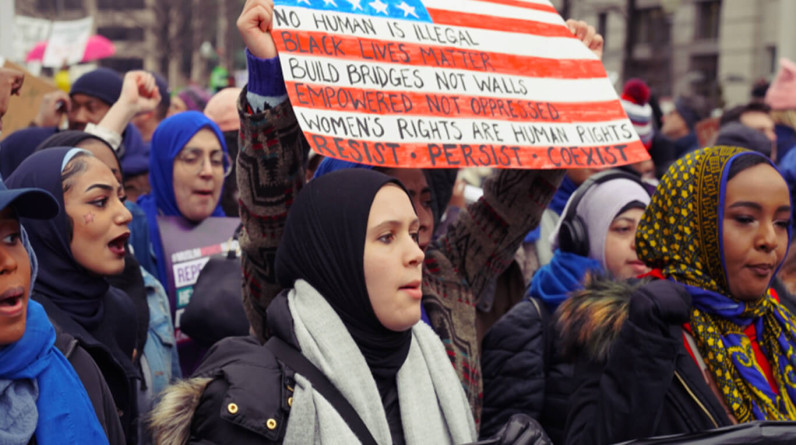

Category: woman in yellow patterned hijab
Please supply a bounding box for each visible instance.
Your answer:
[636,145,796,422]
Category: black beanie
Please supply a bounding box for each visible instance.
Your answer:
[69,67,123,106]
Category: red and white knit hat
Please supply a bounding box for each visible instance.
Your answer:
[620,78,654,149]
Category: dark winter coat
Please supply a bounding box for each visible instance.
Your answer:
[54,329,126,444]
[559,279,734,445]
[480,297,550,439]
[150,293,298,444]
[481,295,583,445]
[35,294,141,444]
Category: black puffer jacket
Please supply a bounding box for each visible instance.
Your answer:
[480,295,578,445]
[150,293,297,444]
[480,297,550,439]
[559,279,734,445]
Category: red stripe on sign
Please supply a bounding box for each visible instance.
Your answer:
[473,0,559,14]
[426,8,574,37]
[287,81,627,123]
[274,30,605,79]
[200,244,223,256]
[303,132,649,169]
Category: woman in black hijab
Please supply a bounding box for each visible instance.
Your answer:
[152,169,475,444]
[35,131,182,425]
[36,131,150,352]
[5,147,141,444]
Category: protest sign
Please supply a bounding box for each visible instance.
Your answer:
[13,16,52,64]
[42,17,93,68]
[271,0,648,169]
[158,215,241,374]
[0,60,59,141]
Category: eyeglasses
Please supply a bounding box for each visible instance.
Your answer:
[175,148,232,178]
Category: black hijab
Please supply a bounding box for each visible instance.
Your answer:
[36,130,122,174]
[276,169,415,378]
[36,132,151,363]
[5,148,109,329]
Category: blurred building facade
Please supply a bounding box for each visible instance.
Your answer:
[14,0,244,88]
[552,0,791,110]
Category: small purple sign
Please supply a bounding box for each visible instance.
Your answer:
[157,215,242,374]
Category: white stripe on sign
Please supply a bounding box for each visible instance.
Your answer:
[281,54,616,101]
[172,257,211,288]
[276,6,595,60]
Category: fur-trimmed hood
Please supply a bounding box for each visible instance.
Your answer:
[149,377,212,444]
[150,293,297,444]
[555,277,650,363]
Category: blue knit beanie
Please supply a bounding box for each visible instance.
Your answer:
[69,67,123,106]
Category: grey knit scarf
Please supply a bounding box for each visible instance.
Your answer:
[283,280,476,444]
[0,378,38,445]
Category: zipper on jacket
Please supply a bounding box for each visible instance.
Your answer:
[674,370,718,428]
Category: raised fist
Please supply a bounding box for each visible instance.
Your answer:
[238,0,278,59]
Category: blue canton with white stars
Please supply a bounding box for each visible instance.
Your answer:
[276,0,433,22]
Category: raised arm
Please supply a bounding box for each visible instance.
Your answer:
[236,0,311,341]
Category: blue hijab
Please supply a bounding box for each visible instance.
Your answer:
[137,111,228,286]
[0,301,109,444]
[529,250,602,312]
[0,179,108,444]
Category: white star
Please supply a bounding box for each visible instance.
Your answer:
[395,1,418,17]
[297,0,311,4]
[369,0,388,14]
[324,0,337,6]
[347,0,363,10]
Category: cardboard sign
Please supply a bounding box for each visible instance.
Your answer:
[272,0,648,169]
[42,17,93,68]
[157,215,241,373]
[0,60,59,141]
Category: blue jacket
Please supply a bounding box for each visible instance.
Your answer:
[141,267,181,401]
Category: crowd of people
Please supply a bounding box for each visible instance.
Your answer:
[2,0,796,443]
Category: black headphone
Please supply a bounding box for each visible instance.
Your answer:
[557,169,649,257]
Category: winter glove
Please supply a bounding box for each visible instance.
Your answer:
[466,414,553,445]
[629,279,691,333]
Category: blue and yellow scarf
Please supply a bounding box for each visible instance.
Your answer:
[636,146,796,422]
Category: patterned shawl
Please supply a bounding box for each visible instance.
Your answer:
[636,146,796,422]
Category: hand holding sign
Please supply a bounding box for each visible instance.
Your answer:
[238,0,279,59]
[565,19,603,59]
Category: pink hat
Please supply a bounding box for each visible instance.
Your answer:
[765,58,796,110]
[204,87,242,132]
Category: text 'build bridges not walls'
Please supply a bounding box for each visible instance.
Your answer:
[272,0,649,169]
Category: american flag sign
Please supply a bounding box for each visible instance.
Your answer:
[271,0,649,169]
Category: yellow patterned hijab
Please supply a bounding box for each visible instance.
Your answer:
[636,146,796,422]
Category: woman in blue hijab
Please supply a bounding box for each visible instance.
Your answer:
[136,111,229,287]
